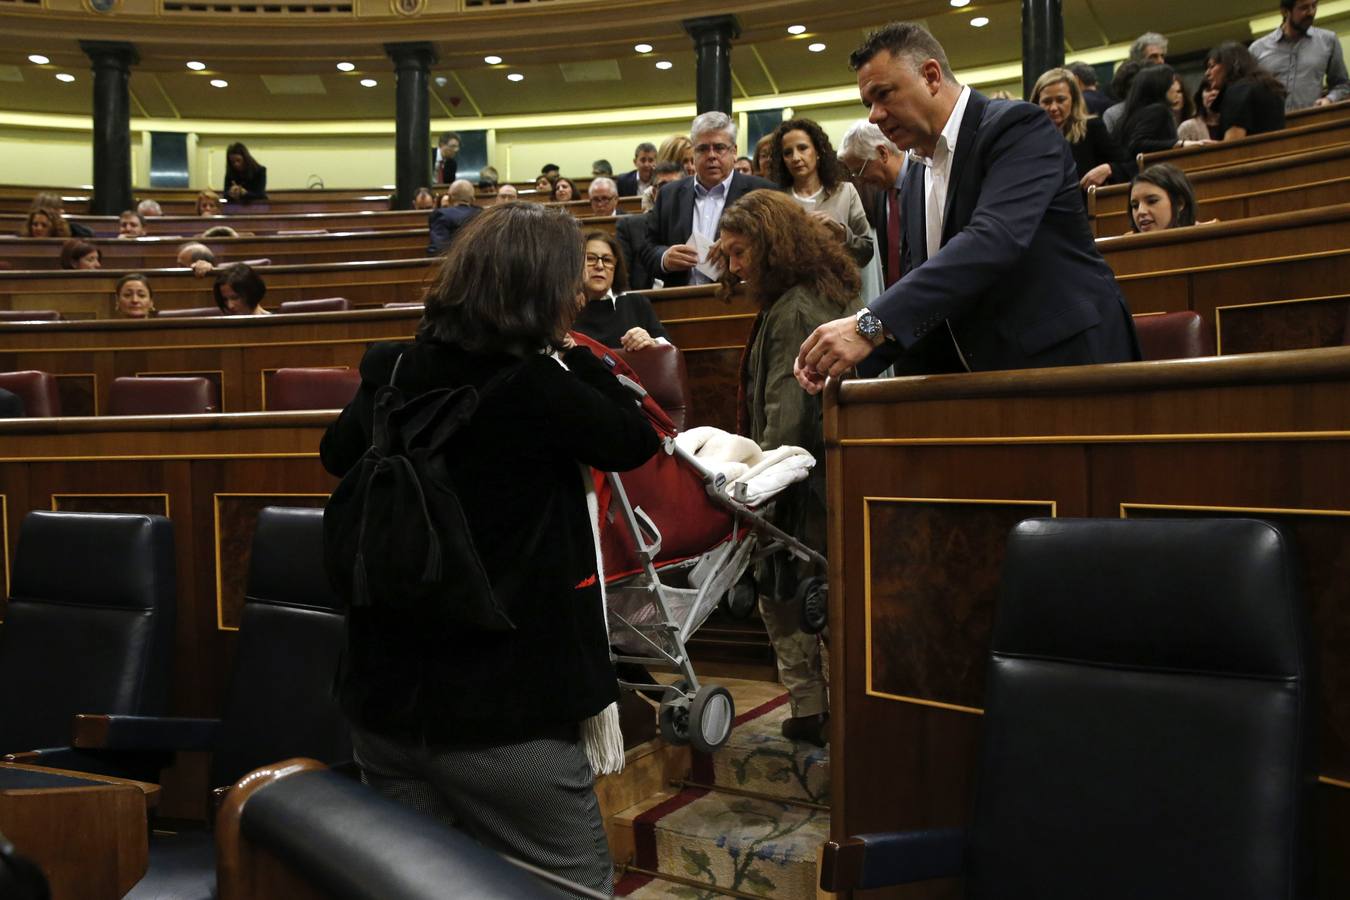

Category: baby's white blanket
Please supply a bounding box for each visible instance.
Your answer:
[674,426,814,506]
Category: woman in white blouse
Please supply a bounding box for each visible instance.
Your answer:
[768,117,873,268]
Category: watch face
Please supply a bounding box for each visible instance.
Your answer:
[857,310,882,337]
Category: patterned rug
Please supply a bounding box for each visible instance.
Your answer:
[615,693,829,899]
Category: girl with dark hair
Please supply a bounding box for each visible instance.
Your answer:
[1032,67,1131,189]
[1120,65,1202,158]
[115,273,155,318]
[320,201,658,896]
[716,190,862,748]
[1128,164,1200,233]
[770,117,873,267]
[1178,81,1222,143]
[550,176,577,203]
[572,230,668,350]
[223,141,268,203]
[212,263,269,315]
[1206,41,1287,140]
[59,239,101,270]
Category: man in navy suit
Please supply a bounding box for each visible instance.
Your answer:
[636,112,779,288]
[427,180,481,255]
[796,23,1138,386]
[615,142,657,197]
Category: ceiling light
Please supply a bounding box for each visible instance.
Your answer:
[360,78,378,87]
[787,25,806,35]
[28,54,50,65]
[655,60,673,70]
[950,0,971,6]
[210,78,228,88]
[507,72,524,82]
[55,73,75,83]
[634,43,653,54]
[186,61,206,70]
[336,61,355,72]
[971,16,989,27]
[808,42,827,53]
[483,55,502,65]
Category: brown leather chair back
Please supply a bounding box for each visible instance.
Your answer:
[108,376,218,415]
[277,298,350,314]
[0,310,61,322]
[1133,311,1216,361]
[0,371,62,417]
[268,368,362,411]
[614,343,691,430]
[157,306,221,318]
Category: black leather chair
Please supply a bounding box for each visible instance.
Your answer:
[216,759,591,899]
[821,517,1316,899]
[0,830,49,900]
[0,512,175,775]
[74,507,349,900]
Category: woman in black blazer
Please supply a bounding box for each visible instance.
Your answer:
[1206,41,1287,141]
[1032,67,1132,189]
[1119,65,1207,160]
[222,141,267,203]
[321,201,658,896]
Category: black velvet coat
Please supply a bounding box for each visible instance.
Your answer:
[321,337,659,744]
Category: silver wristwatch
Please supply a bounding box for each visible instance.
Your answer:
[855,308,884,340]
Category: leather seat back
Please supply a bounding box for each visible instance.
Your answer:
[970,517,1314,900]
[277,298,351,314]
[0,371,61,417]
[1133,311,1215,360]
[268,368,361,411]
[107,376,218,415]
[210,507,349,787]
[0,512,175,752]
[615,343,692,430]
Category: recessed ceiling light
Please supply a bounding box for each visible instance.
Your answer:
[186,61,206,71]
[787,25,806,35]
[484,55,502,65]
[507,72,525,82]
[950,0,971,6]
[336,61,355,72]
[28,54,50,65]
[360,78,378,87]
[210,78,228,88]
[634,43,653,54]
[655,60,673,70]
[971,16,990,27]
[55,73,75,83]
[807,42,827,53]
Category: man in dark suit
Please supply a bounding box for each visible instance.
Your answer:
[618,162,685,290]
[433,132,460,185]
[797,22,1138,386]
[615,142,657,197]
[637,112,778,288]
[427,180,481,255]
[838,119,909,288]
[1069,62,1114,116]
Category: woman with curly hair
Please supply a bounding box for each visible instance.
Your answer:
[716,190,862,748]
[1206,41,1287,140]
[1032,68,1131,190]
[20,207,70,239]
[769,117,873,267]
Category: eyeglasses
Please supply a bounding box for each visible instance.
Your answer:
[844,157,871,179]
[584,253,617,270]
[694,142,733,156]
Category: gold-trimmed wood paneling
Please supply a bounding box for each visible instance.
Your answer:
[53,373,98,417]
[212,492,329,632]
[1214,293,1350,357]
[863,496,1056,714]
[51,493,171,518]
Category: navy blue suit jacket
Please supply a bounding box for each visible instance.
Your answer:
[427,205,481,256]
[615,170,642,197]
[636,172,779,288]
[864,92,1139,375]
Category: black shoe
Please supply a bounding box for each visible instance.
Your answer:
[781,712,829,748]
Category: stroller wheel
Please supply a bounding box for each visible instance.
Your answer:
[658,680,692,747]
[799,576,829,635]
[724,574,758,620]
[688,685,735,754]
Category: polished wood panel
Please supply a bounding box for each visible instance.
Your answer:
[825,347,1350,898]
[216,758,329,900]
[1138,116,1350,172]
[1217,294,1350,356]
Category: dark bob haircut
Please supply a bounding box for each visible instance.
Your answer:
[59,239,100,269]
[422,201,584,355]
[212,263,267,313]
[1128,163,1198,232]
[769,117,848,193]
[582,229,629,294]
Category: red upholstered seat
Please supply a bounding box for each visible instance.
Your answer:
[0,310,60,322]
[268,368,361,411]
[107,377,218,416]
[157,306,221,318]
[277,298,351,314]
[0,371,62,417]
[614,343,692,430]
[1133,311,1216,361]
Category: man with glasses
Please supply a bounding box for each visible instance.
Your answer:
[587,176,621,217]
[636,111,778,288]
[839,119,909,288]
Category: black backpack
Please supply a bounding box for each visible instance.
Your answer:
[323,354,518,634]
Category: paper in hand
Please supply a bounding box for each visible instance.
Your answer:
[690,231,724,281]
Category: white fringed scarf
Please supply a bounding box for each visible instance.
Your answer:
[579,464,625,775]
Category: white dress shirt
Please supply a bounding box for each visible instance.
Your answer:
[688,171,736,285]
[913,85,972,261]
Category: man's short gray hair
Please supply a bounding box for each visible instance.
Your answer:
[589,176,618,194]
[1130,32,1168,61]
[136,199,163,217]
[691,111,737,145]
[840,120,900,161]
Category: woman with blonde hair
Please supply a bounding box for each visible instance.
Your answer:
[20,207,70,239]
[196,190,222,216]
[1032,67,1130,190]
[656,134,694,177]
[715,190,862,748]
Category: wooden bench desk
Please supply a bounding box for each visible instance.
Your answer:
[1138,115,1350,173]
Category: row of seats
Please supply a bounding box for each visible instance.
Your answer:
[0,296,352,322]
